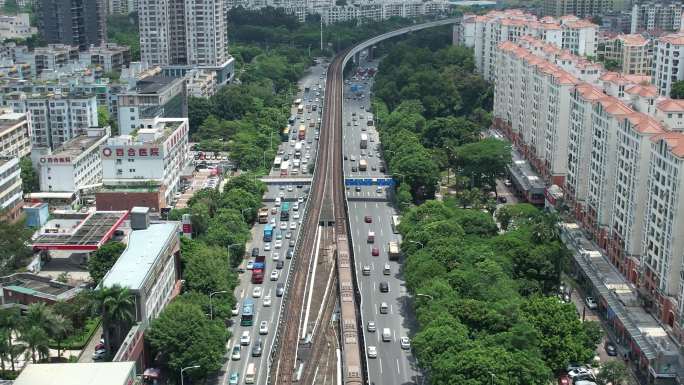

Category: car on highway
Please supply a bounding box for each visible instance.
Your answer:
[585,296,598,310]
[367,346,377,358]
[247,260,254,270]
[276,232,283,240]
[350,155,356,162]
[252,338,263,357]
[231,303,239,316]
[362,265,371,275]
[364,215,372,223]
[263,295,272,307]
[231,345,241,360]
[276,260,284,269]
[276,283,285,297]
[351,166,357,172]
[383,263,391,275]
[355,186,361,192]
[270,270,279,281]
[264,243,271,251]
[280,222,288,230]
[298,196,304,203]
[293,212,300,220]
[367,321,376,332]
[400,337,411,350]
[229,372,240,385]
[275,240,282,249]
[380,302,388,314]
[273,253,280,261]
[240,331,251,345]
[287,248,294,259]
[289,222,297,230]
[379,281,389,293]
[288,185,294,192]
[371,247,379,256]
[253,287,263,298]
[259,321,269,335]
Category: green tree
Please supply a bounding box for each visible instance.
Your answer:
[596,360,630,385]
[19,157,38,193]
[92,285,136,352]
[19,326,49,363]
[147,300,229,380]
[0,218,32,274]
[181,240,236,296]
[453,138,512,190]
[50,314,73,358]
[672,80,684,99]
[87,241,126,284]
[496,203,539,231]
[0,308,22,371]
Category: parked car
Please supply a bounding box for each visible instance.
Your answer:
[605,341,617,356]
[400,337,411,350]
[585,296,598,310]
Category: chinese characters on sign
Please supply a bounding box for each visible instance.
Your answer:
[40,157,72,164]
[102,147,162,158]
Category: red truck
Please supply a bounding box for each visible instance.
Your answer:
[251,255,266,284]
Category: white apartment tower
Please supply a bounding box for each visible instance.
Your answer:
[138,0,228,67]
[652,32,684,97]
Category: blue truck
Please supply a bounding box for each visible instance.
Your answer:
[263,224,273,242]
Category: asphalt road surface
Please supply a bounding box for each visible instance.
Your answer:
[343,58,423,385]
[218,62,326,385]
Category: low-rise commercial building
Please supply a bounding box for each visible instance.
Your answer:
[99,117,190,210]
[0,13,36,40]
[0,273,81,307]
[102,220,180,367]
[36,126,109,193]
[0,111,31,158]
[13,362,137,385]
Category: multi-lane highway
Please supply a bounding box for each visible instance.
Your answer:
[218,61,326,385]
[343,58,423,385]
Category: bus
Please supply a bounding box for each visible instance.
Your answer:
[280,161,289,176]
[241,299,255,326]
[274,156,282,169]
[391,215,401,234]
[263,224,273,242]
[281,126,290,141]
[258,207,269,224]
[359,159,367,171]
[281,202,290,220]
[245,363,256,384]
[297,105,304,114]
[298,124,306,140]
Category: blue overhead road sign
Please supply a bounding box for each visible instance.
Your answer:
[345,178,395,186]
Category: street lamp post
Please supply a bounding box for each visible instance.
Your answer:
[209,290,228,320]
[489,372,495,385]
[180,365,200,385]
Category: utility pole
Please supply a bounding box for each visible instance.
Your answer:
[320,17,323,52]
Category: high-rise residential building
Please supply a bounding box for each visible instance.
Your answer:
[37,0,107,51]
[630,1,684,34]
[0,111,32,158]
[542,0,619,18]
[116,75,187,135]
[78,43,132,73]
[106,0,137,15]
[0,156,24,222]
[138,0,228,68]
[598,34,652,75]
[5,92,98,149]
[652,32,684,97]
[460,10,598,81]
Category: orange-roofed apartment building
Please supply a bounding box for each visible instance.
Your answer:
[652,32,684,97]
[598,34,652,75]
[459,10,598,80]
[491,32,684,350]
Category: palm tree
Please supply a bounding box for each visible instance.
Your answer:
[19,326,49,363]
[49,314,72,358]
[0,329,10,372]
[91,285,136,351]
[0,308,21,371]
[24,302,53,331]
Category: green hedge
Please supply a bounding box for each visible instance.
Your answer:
[49,317,101,351]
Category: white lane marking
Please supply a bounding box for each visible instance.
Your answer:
[240,289,245,299]
[393,329,396,342]
[396,359,401,375]
[379,357,383,374]
[390,304,393,314]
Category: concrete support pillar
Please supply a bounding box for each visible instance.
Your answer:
[452,23,458,46]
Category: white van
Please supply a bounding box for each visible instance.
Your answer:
[245,362,256,384]
[382,328,391,342]
[275,197,281,207]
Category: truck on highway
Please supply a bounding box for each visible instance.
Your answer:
[388,241,400,261]
[263,224,273,242]
[360,133,368,149]
[252,255,266,284]
[294,142,303,158]
[280,161,289,176]
[359,159,367,171]
[258,207,269,224]
[245,362,256,384]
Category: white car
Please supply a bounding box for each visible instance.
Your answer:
[272,253,280,261]
[231,303,239,316]
[367,321,376,332]
[270,270,279,281]
[278,191,285,198]
[231,344,241,360]
[259,321,269,335]
[367,346,377,358]
[293,212,300,220]
[275,240,282,249]
[288,185,294,192]
[270,217,276,225]
[298,197,304,203]
[585,296,598,310]
[285,231,293,239]
[293,202,299,211]
[280,222,287,230]
[305,153,311,159]
[289,222,297,230]
[263,295,272,307]
[240,331,251,345]
[400,337,411,350]
[264,243,271,251]
[252,287,263,298]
